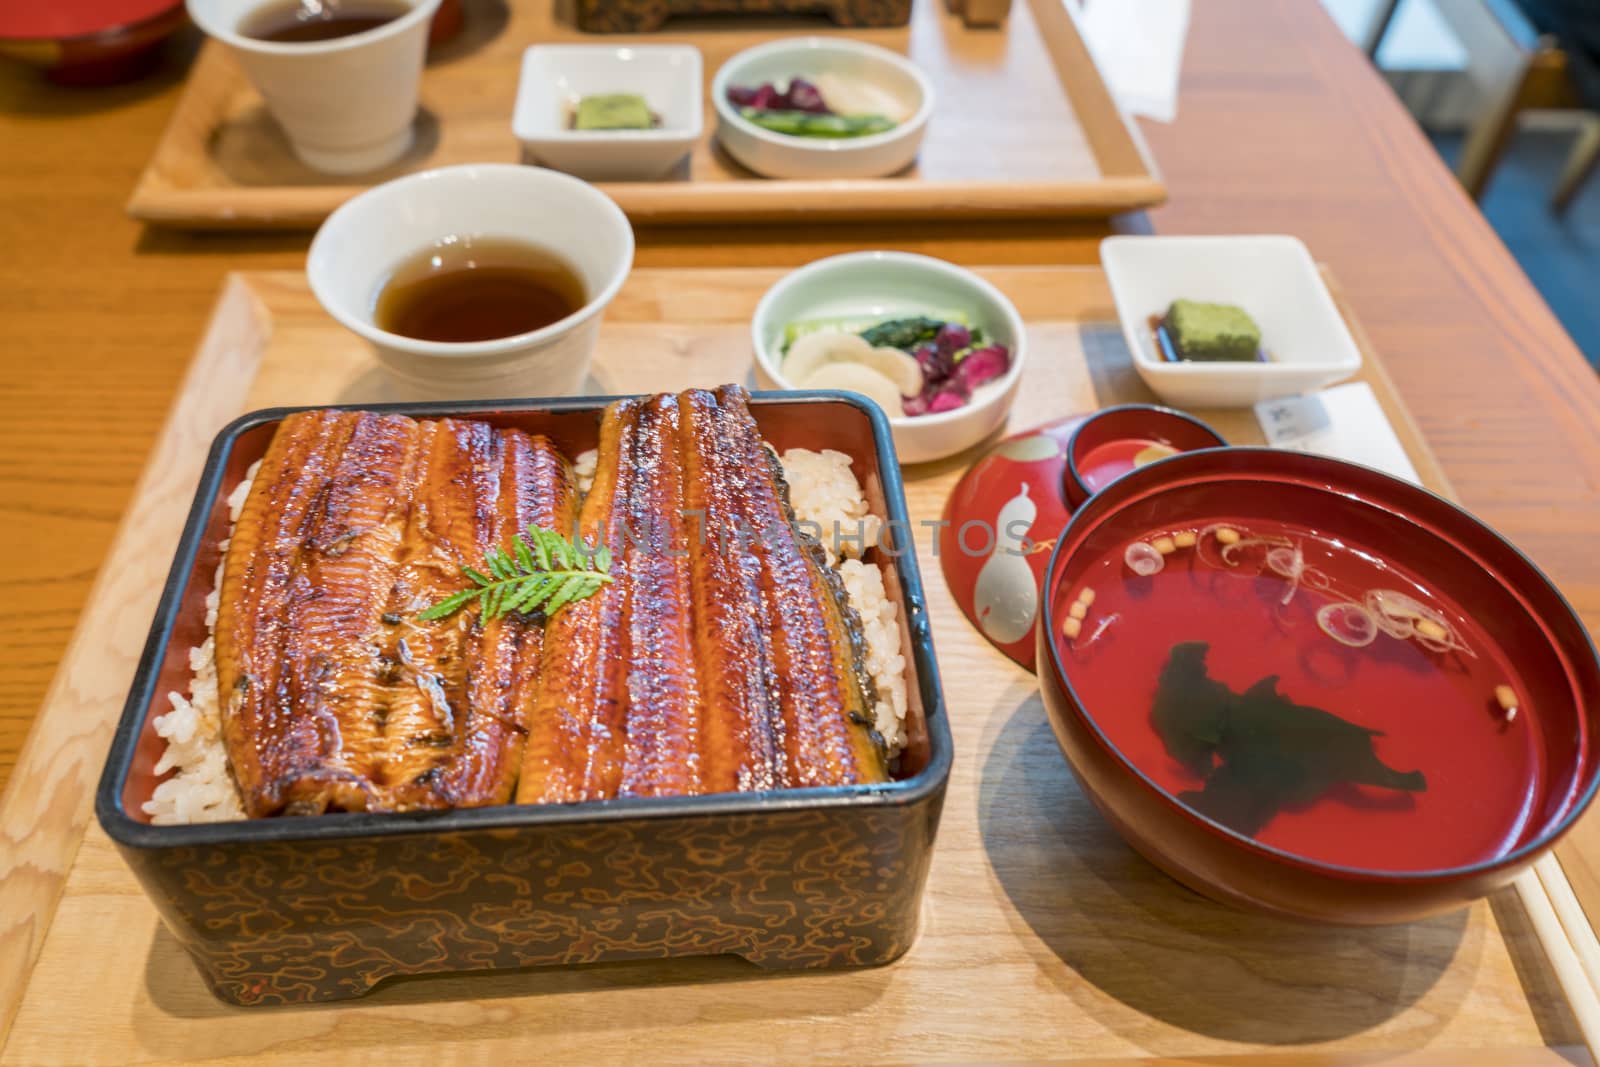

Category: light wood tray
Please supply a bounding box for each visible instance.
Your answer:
[126,0,1165,229]
[0,266,1590,1065]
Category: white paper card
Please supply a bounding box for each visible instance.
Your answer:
[1255,383,1422,486]
[1078,0,1190,124]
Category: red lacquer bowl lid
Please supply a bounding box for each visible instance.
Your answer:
[0,0,181,40]
[941,406,1225,672]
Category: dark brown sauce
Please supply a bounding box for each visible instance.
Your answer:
[240,1,410,43]
[374,237,587,344]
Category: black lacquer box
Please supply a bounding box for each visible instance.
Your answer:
[95,391,952,1006]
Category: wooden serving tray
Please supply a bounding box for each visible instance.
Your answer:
[0,266,1589,1065]
[125,0,1165,229]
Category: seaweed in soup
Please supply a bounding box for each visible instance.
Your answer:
[1152,642,1426,837]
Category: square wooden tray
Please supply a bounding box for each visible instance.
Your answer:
[126,0,1166,229]
[0,266,1591,1065]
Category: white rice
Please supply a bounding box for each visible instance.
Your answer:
[776,448,906,757]
[146,444,909,824]
[836,558,909,758]
[574,448,598,496]
[143,464,256,824]
[779,447,881,566]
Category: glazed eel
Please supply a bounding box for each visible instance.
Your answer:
[213,410,576,816]
[517,385,888,803]
[212,389,884,816]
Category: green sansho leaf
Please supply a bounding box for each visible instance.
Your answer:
[513,536,536,574]
[418,524,615,623]
[486,548,513,581]
[417,588,481,622]
[545,573,592,617]
[529,528,552,572]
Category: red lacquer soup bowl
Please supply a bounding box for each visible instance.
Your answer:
[0,0,185,85]
[1036,448,1600,924]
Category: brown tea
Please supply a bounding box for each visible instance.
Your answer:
[240,0,411,43]
[374,237,588,344]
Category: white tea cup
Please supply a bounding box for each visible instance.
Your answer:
[307,164,635,399]
[186,0,442,174]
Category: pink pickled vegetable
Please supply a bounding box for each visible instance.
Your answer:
[934,322,971,355]
[898,331,1010,417]
[727,84,779,109]
[904,380,970,416]
[785,77,829,113]
[913,342,954,386]
[952,344,1010,392]
[727,78,833,114]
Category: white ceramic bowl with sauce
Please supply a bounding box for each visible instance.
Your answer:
[307,164,634,400]
[712,38,933,180]
[752,251,1027,465]
[513,44,703,182]
[1100,235,1363,409]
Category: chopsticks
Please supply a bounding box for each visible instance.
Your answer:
[1514,854,1600,1062]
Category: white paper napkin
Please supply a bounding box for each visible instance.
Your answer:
[1254,383,1423,486]
[1078,0,1191,124]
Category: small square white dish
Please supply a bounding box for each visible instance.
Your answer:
[513,45,702,182]
[1099,235,1363,409]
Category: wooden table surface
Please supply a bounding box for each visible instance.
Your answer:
[3,0,1600,1059]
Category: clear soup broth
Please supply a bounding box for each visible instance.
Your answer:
[1055,515,1546,872]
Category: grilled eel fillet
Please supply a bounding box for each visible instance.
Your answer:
[214,410,576,816]
[518,386,888,803]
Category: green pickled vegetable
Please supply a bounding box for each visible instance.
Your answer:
[861,316,949,350]
[739,108,896,139]
[1162,299,1262,362]
[781,312,973,351]
[575,94,656,131]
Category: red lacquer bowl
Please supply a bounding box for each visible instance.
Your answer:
[1063,404,1225,509]
[429,0,465,45]
[1037,448,1600,924]
[0,0,185,85]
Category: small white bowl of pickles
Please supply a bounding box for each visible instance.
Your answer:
[752,251,1026,465]
[713,38,933,180]
[513,44,703,182]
